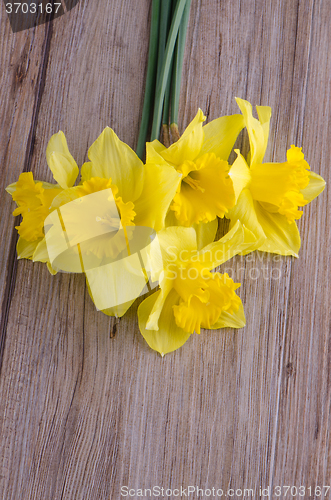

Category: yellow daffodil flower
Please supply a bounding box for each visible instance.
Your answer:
[228,98,326,256]
[6,131,79,265]
[146,109,245,248]
[32,127,181,317]
[138,221,256,355]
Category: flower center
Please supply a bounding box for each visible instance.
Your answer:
[95,215,121,231]
[68,177,136,260]
[182,174,205,192]
[77,177,136,229]
[171,153,235,226]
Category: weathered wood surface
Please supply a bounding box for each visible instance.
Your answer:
[0,0,330,498]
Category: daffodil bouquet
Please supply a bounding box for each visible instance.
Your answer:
[6,1,325,355]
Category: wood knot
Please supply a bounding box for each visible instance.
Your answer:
[14,63,26,87]
[285,361,295,377]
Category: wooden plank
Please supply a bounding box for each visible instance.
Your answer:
[0,0,330,498]
[270,0,331,489]
[0,1,152,497]
[0,9,52,368]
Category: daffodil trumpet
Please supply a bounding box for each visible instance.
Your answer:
[146,107,245,249]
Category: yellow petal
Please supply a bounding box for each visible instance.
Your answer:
[144,275,174,331]
[226,189,266,253]
[156,226,198,264]
[47,262,58,275]
[254,201,301,256]
[194,218,218,250]
[235,97,271,166]
[210,300,246,329]
[42,181,62,190]
[146,140,169,167]
[160,109,206,165]
[85,253,150,314]
[87,127,144,202]
[33,237,48,262]
[50,186,84,209]
[5,182,17,195]
[165,211,218,250]
[17,236,43,260]
[229,150,251,202]
[197,220,257,269]
[81,162,93,182]
[199,113,245,160]
[138,289,191,355]
[133,163,181,231]
[32,236,59,271]
[300,171,326,203]
[97,299,137,318]
[46,131,79,189]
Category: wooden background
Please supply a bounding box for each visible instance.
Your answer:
[0,0,330,498]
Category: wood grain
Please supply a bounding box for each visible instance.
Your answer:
[0,0,330,498]
[0,7,52,370]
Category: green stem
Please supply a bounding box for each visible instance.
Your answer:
[162,71,172,127]
[170,0,192,126]
[150,0,188,141]
[156,0,173,84]
[162,0,175,126]
[136,0,160,159]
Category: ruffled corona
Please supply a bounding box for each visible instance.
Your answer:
[173,270,241,334]
[75,177,136,230]
[171,153,235,225]
[12,172,62,242]
[250,145,310,223]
